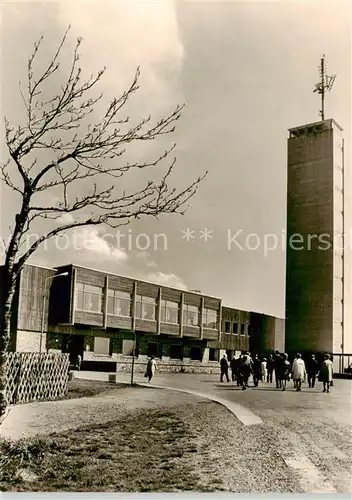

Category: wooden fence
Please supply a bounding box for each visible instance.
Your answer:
[5,352,70,405]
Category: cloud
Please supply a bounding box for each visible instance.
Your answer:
[56,0,184,113]
[57,213,75,225]
[135,250,158,268]
[146,271,187,290]
[71,228,128,263]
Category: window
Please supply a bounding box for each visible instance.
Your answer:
[107,289,131,317]
[334,278,343,299]
[94,337,110,355]
[183,304,200,326]
[190,347,202,361]
[147,342,159,358]
[240,323,246,335]
[160,300,179,324]
[334,255,343,278]
[203,308,217,329]
[135,295,156,320]
[334,303,343,322]
[209,348,219,362]
[122,339,134,356]
[334,214,343,234]
[170,344,183,360]
[224,321,231,334]
[233,322,238,335]
[76,283,103,313]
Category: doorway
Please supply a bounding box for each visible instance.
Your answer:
[62,334,85,364]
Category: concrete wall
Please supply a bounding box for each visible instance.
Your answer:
[249,313,285,353]
[286,120,339,354]
[16,330,46,352]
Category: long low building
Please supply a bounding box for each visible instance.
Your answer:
[5,263,285,373]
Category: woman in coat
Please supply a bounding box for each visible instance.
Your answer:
[320,353,333,393]
[291,353,306,392]
[145,355,157,382]
[260,358,268,383]
[281,353,291,391]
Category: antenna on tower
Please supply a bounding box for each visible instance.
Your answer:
[313,54,336,121]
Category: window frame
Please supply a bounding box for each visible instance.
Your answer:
[135,294,156,321]
[169,344,183,360]
[202,308,218,330]
[209,348,219,362]
[160,299,179,325]
[75,283,104,313]
[183,304,200,327]
[107,289,131,317]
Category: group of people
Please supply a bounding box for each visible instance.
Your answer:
[220,351,334,392]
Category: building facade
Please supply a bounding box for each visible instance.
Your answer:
[285,118,345,355]
[6,263,285,372]
[250,312,285,354]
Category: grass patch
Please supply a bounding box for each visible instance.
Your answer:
[0,407,208,492]
[64,379,128,400]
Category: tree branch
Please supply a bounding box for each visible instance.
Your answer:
[1,26,207,338]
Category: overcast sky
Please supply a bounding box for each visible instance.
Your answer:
[1,1,351,319]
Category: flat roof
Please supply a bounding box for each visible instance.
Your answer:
[288,118,343,133]
[24,262,56,271]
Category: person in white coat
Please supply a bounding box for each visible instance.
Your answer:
[145,355,157,382]
[260,358,268,383]
[320,353,333,393]
[291,353,306,392]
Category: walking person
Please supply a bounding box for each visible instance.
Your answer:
[145,355,157,382]
[320,353,333,393]
[220,354,230,383]
[75,353,82,371]
[292,353,306,391]
[274,350,283,389]
[267,354,274,383]
[329,354,334,387]
[281,354,291,391]
[306,354,319,388]
[253,354,262,387]
[261,358,268,383]
[245,352,252,386]
[239,354,253,390]
[230,356,237,382]
[235,355,243,386]
[292,354,298,389]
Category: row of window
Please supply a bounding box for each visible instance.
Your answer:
[75,283,218,328]
[224,321,246,335]
[93,337,220,362]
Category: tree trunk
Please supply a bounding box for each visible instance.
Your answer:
[0,268,17,416]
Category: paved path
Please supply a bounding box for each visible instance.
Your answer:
[1,370,351,492]
[75,370,352,493]
[141,383,263,425]
[76,370,352,425]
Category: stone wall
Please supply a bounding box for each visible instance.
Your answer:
[114,355,221,374]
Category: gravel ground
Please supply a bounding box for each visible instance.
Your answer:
[0,395,311,492]
[1,378,351,493]
[0,386,207,440]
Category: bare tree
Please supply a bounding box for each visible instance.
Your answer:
[0,28,206,415]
